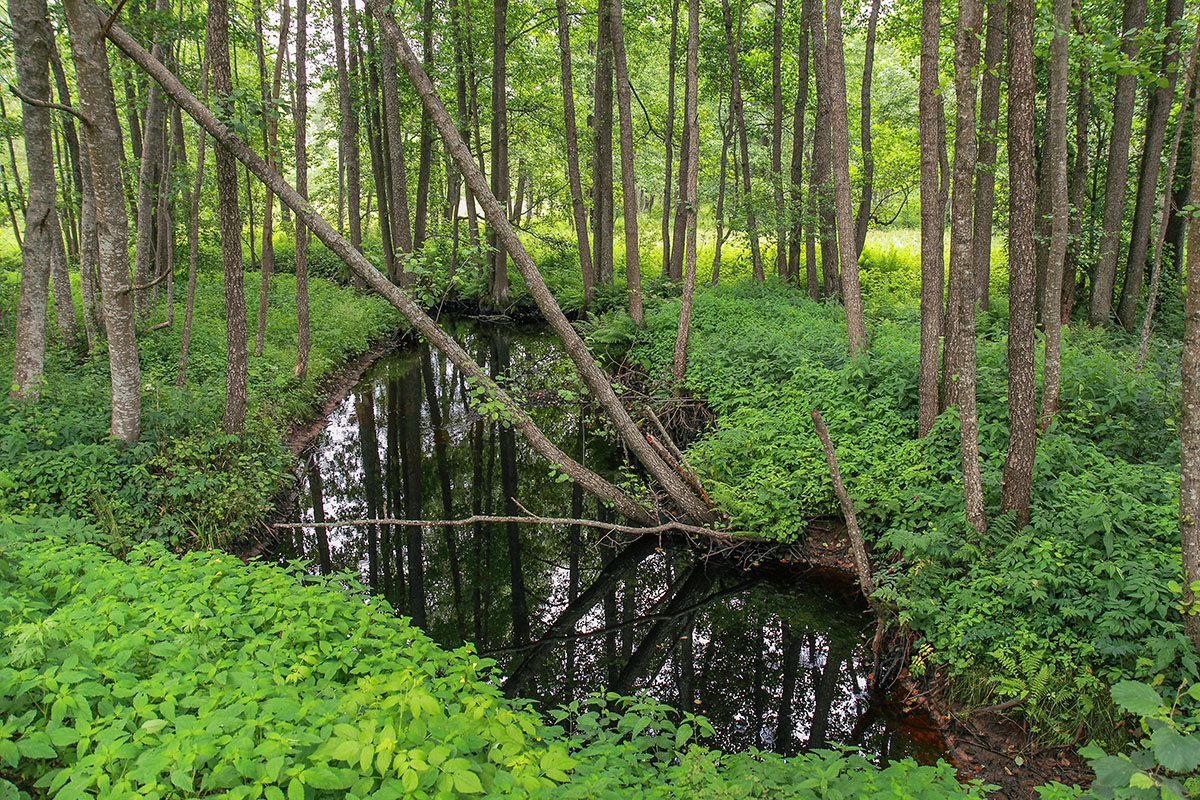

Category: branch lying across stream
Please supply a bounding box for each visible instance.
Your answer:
[271,514,758,544]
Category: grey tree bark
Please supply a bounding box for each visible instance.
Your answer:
[916,0,943,438]
[661,0,679,277]
[609,0,643,325]
[672,0,699,386]
[65,0,141,442]
[809,0,836,297]
[1180,52,1200,651]
[852,0,881,259]
[943,0,987,532]
[131,0,169,316]
[554,0,595,305]
[822,0,868,355]
[9,0,57,399]
[971,0,1003,309]
[1117,0,1183,331]
[293,0,310,379]
[1089,0,1147,326]
[1002,0,1037,529]
[720,0,764,282]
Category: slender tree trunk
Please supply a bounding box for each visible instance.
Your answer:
[490,0,512,301]
[721,0,763,282]
[177,55,207,386]
[77,118,101,349]
[916,0,944,437]
[810,0,836,297]
[661,0,679,277]
[363,24,395,275]
[943,0,987,533]
[50,47,83,263]
[672,0,699,386]
[252,0,280,356]
[1064,53,1090,323]
[414,0,434,249]
[106,10,700,523]
[555,0,595,305]
[610,0,643,325]
[65,0,141,442]
[293,0,310,380]
[1002,0,1036,529]
[132,0,169,316]
[771,0,785,277]
[49,203,77,344]
[0,95,27,219]
[9,0,57,399]
[971,0,1003,309]
[592,0,615,285]
[1089,0,1147,325]
[1117,0,1183,331]
[852,0,881,259]
[1040,0,1073,425]
[790,0,812,292]
[822,0,868,355]
[208,0,248,432]
[712,103,730,286]
[381,33,415,281]
[1179,53,1200,651]
[1138,29,1200,369]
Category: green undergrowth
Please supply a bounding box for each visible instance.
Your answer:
[0,272,401,549]
[0,517,988,800]
[608,275,1197,747]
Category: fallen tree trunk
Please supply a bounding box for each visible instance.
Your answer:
[99,9,655,525]
[364,0,714,525]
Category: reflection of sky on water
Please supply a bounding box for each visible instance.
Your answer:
[268,320,946,765]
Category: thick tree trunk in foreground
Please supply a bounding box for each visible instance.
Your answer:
[823,0,868,355]
[9,0,56,400]
[672,0,700,386]
[721,0,763,282]
[1040,0,1072,427]
[1089,0,1147,326]
[971,0,1003,309]
[66,0,141,443]
[1002,0,1037,529]
[852,0,881,259]
[105,7,712,524]
[944,0,987,533]
[554,0,595,306]
[610,0,643,325]
[1180,52,1200,652]
[209,0,248,433]
[1117,0,1183,331]
[916,0,944,439]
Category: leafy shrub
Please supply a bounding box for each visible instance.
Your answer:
[0,518,988,800]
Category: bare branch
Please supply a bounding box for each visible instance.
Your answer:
[8,85,91,124]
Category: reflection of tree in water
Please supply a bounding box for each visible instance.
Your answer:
[270,320,944,765]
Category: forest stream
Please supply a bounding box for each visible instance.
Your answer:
[265,320,947,764]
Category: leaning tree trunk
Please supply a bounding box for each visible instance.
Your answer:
[103,11,665,525]
[609,0,643,325]
[852,0,881,259]
[65,0,141,443]
[209,0,248,433]
[1002,0,1037,529]
[822,0,868,355]
[9,0,57,400]
[971,0,1003,309]
[1089,0,1147,326]
[554,0,595,305]
[916,0,944,437]
[720,0,764,282]
[1117,0,1183,331]
[943,0,987,533]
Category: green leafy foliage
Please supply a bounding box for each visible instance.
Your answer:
[0,272,401,548]
[0,518,989,800]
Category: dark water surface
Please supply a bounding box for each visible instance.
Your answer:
[267,320,945,763]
